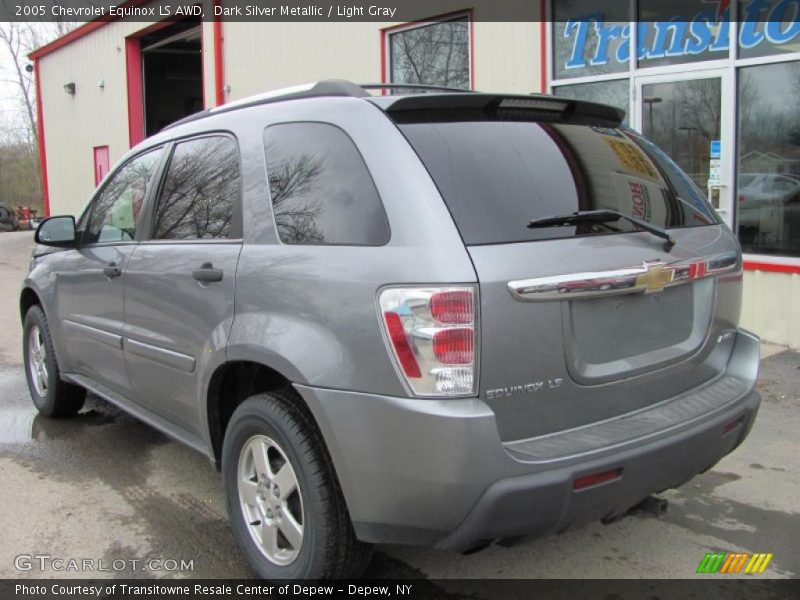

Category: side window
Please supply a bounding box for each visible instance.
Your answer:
[152,136,240,240]
[264,123,390,245]
[85,148,163,244]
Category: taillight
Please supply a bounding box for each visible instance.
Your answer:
[378,286,478,397]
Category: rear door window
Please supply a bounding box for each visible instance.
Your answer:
[263,122,390,246]
[152,135,240,240]
[398,120,719,246]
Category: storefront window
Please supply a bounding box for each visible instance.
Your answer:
[388,17,470,90]
[737,62,800,257]
[552,79,630,123]
[738,0,800,59]
[637,0,730,68]
[641,78,721,194]
[552,0,629,80]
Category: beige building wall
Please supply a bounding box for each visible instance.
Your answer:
[38,20,153,217]
[741,270,800,349]
[220,20,543,103]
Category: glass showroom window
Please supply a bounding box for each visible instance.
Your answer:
[737,61,800,258]
[387,16,470,89]
[550,0,631,119]
[552,80,630,123]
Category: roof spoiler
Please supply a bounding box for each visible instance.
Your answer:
[377,93,625,127]
[163,80,624,133]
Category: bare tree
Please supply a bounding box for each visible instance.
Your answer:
[0,19,77,209]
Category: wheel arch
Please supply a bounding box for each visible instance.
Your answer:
[20,286,42,323]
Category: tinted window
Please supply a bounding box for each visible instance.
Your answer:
[399,120,719,246]
[85,148,163,244]
[152,136,239,240]
[264,123,390,245]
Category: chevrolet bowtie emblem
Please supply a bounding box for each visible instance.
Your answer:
[635,263,674,292]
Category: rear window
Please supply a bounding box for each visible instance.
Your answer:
[398,120,719,245]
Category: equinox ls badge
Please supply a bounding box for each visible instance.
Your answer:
[486,379,564,400]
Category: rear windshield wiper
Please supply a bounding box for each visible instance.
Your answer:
[528,209,676,252]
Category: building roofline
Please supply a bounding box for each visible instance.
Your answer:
[28,0,153,60]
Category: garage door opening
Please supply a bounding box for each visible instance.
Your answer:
[140,18,203,136]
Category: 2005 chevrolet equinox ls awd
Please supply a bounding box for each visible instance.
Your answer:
[21,80,760,580]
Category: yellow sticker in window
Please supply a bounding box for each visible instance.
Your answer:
[603,137,657,179]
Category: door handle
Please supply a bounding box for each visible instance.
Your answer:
[192,262,223,283]
[103,263,121,278]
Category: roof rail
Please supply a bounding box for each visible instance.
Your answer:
[164,79,369,130]
[359,83,475,94]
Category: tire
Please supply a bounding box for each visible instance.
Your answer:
[23,305,85,418]
[222,390,372,580]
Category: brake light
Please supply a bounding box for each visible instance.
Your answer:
[433,328,473,364]
[430,290,474,324]
[379,286,478,397]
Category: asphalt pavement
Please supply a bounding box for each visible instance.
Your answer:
[0,230,797,582]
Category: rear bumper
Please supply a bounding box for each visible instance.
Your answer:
[437,387,759,550]
[294,330,761,550]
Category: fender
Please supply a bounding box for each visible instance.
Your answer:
[225,311,352,387]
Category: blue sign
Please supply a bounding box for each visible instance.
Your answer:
[563,0,800,71]
[710,140,721,159]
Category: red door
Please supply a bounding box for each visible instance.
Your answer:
[93,146,110,185]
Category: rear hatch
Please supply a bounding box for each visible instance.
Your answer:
[389,95,743,441]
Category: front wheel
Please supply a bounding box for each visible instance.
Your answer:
[23,305,85,417]
[222,390,371,580]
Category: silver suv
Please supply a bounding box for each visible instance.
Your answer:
[21,81,761,580]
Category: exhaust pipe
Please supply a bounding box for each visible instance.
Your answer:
[635,495,668,518]
[601,495,669,525]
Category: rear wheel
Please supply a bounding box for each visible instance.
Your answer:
[23,305,85,417]
[222,390,371,580]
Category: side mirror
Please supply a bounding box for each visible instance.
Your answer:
[35,216,77,248]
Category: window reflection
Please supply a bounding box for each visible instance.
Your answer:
[152,136,239,240]
[738,62,800,257]
[85,148,162,244]
[738,0,800,59]
[389,17,470,90]
[264,123,390,246]
[553,80,630,124]
[641,79,721,193]
[552,0,629,80]
[398,120,717,246]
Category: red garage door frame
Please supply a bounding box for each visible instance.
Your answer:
[30,3,226,215]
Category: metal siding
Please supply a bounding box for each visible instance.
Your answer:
[221,22,382,100]
[38,20,156,217]
[741,271,800,349]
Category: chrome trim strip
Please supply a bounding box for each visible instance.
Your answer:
[507,252,739,302]
[124,338,196,373]
[62,320,123,349]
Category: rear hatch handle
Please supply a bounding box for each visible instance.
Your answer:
[507,252,739,302]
